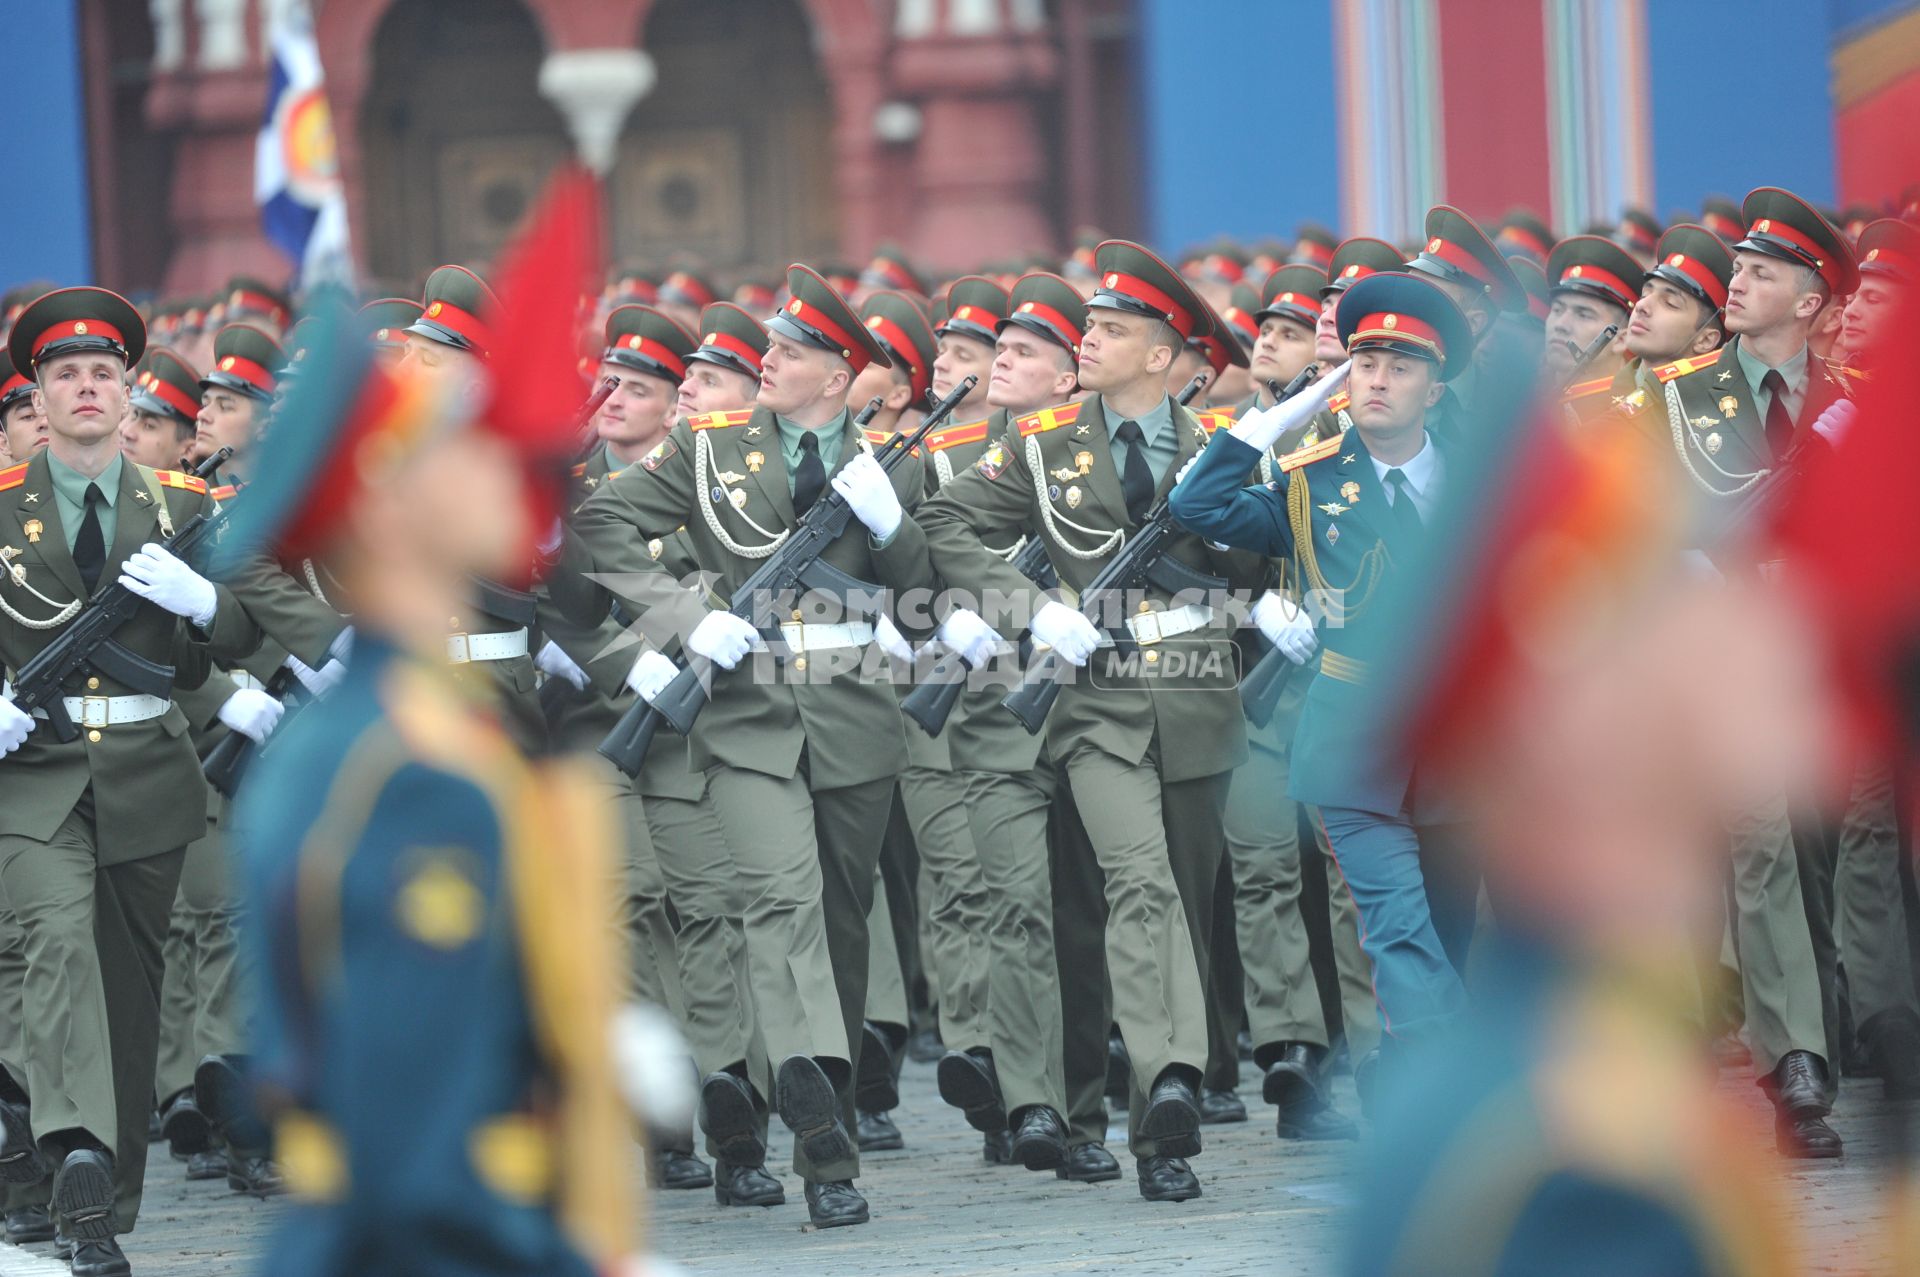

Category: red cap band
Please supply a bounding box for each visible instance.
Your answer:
[420,300,491,356]
[32,319,126,361]
[1703,213,1743,240]
[1220,306,1259,345]
[1294,241,1334,267]
[1263,290,1322,321]
[1743,216,1844,292]
[783,295,871,372]
[698,329,765,374]
[610,334,688,381]
[144,375,199,420]
[865,259,917,291]
[1198,253,1244,283]
[864,315,929,399]
[1097,271,1196,338]
[1349,311,1445,359]
[1,372,32,401]
[1660,250,1728,309]
[212,353,276,395]
[1498,226,1551,259]
[1555,262,1638,309]
[229,289,289,326]
[1420,236,1495,288]
[1010,299,1081,351]
[663,273,716,309]
[1193,332,1233,376]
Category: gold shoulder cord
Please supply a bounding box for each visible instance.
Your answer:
[1027,434,1121,560]
[695,430,787,559]
[1285,470,1390,626]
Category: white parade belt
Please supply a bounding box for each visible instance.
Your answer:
[776,621,875,652]
[447,628,530,664]
[1125,603,1213,645]
[34,694,171,727]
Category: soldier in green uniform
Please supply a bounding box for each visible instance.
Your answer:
[356,297,421,369]
[674,302,767,421]
[533,302,717,1192]
[1204,284,1260,410]
[930,277,1007,428]
[916,241,1269,1203]
[118,350,201,472]
[657,269,719,336]
[398,266,547,756]
[1541,234,1641,385]
[1402,207,1529,445]
[0,350,49,462]
[1656,187,1860,1157]
[571,264,932,1228]
[0,287,230,1276]
[1232,264,1327,418]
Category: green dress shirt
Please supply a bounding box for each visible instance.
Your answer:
[1736,340,1809,427]
[1103,394,1178,485]
[46,450,121,553]
[776,409,849,493]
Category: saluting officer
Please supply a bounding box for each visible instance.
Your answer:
[571,264,932,1228]
[916,241,1269,1204]
[0,288,227,1275]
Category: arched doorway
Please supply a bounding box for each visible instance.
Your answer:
[615,0,838,274]
[359,0,570,285]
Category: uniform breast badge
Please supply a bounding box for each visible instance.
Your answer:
[745,451,765,473]
[23,519,41,544]
[1064,485,1083,509]
[715,470,746,484]
[1317,501,1349,516]
[1051,466,1079,483]
[1073,451,1094,475]
[1705,432,1723,454]
[1325,524,1340,545]
[1718,395,1738,417]
[729,489,748,510]
[1339,481,1360,503]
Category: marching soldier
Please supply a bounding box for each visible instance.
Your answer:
[0,350,48,462]
[1237,263,1327,416]
[0,287,227,1275]
[657,269,719,335]
[1402,206,1529,444]
[1171,275,1483,1086]
[571,264,933,1228]
[1494,208,1554,267]
[1839,217,1916,365]
[674,302,768,420]
[1541,234,1641,384]
[217,311,639,1277]
[356,297,421,368]
[192,325,285,481]
[917,241,1269,1203]
[216,278,291,340]
[930,276,1007,426]
[118,350,201,471]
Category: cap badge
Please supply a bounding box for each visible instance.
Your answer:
[73,322,88,335]
[428,301,443,317]
[1343,265,1360,277]
[221,357,236,371]
[1570,266,1584,278]
[1671,253,1686,267]
[1382,314,1399,329]
[1104,273,1120,287]
[375,327,389,341]
[704,332,718,343]
[788,299,804,315]
[1021,302,1036,313]
[628,335,643,349]
[1427,238,1442,252]
[1280,293,1295,304]
[1867,249,1880,261]
[1755,219,1770,234]
[867,316,883,329]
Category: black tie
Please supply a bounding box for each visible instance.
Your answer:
[1385,468,1424,540]
[1114,420,1154,524]
[1761,369,1795,459]
[73,482,106,596]
[793,431,825,516]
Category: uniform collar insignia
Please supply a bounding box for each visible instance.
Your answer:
[21,491,38,504]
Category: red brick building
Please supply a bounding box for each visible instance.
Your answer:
[82,0,1142,297]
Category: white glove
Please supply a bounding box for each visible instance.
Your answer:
[1252,592,1318,665]
[327,627,354,663]
[118,542,217,625]
[937,607,1000,668]
[1229,361,1351,452]
[217,687,284,743]
[687,611,761,671]
[874,614,914,664]
[626,650,679,702]
[0,697,33,756]
[283,653,346,698]
[1173,453,1200,486]
[829,453,904,541]
[1030,600,1103,667]
[1811,398,1858,445]
[535,640,589,690]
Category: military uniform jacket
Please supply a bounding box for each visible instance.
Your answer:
[1170,427,1443,818]
[1650,336,1850,503]
[917,395,1263,784]
[540,446,707,801]
[0,451,216,861]
[571,404,934,790]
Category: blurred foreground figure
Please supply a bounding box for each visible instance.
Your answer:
[1344,419,1817,1275]
[218,181,643,1277]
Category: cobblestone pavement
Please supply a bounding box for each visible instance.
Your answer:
[10,1063,1907,1277]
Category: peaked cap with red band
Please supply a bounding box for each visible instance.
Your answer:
[8,286,146,377]
[1509,259,1550,327]
[1857,218,1920,281]
[1218,283,1260,350]
[200,323,287,401]
[602,304,696,385]
[131,347,203,425]
[1188,295,1249,375]
[1405,206,1526,314]
[860,245,926,296]
[766,264,891,374]
[0,348,33,416]
[1088,239,1213,342]
[1289,224,1338,269]
[937,276,1009,347]
[861,290,937,402]
[1645,224,1734,312]
[408,264,499,358]
[998,272,1087,356]
[1546,234,1644,313]
[360,297,424,349]
[1495,209,1555,265]
[222,275,292,330]
[1322,237,1407,299]
[659,269,718,312]
[688,302,771,379]
[1614,208,1661,256]
[1255,264,1328,329]
[1736,187,1859,296]
[1337,273,1473,381]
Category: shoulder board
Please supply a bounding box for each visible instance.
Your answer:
[1327,391,1350,413]
[208,484,239,502]
[0,462,27,493]
[861,426,920,457]
[154,469,208,494]
[923,416,994,452]
[1561,375,1614,401]
[1825,359,1867,384]
[1015,401,1082,437]
[1652,349,1723,383]
[688,409,755,432]
[1277,433,1343,474]
[570,461,588,478]
[1193,409,1235,434]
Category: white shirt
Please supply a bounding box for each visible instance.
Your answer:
[1372,433,1442,523]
